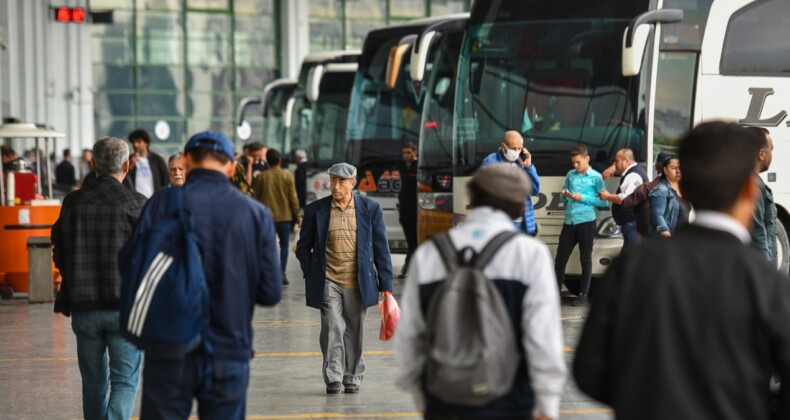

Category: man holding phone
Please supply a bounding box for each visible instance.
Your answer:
[481,130,540,235]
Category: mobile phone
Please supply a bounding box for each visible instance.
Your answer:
[519,150,529,160]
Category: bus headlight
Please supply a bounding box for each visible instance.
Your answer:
[596,217,621,238]
[418,192,453,211]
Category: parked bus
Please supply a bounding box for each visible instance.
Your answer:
[452,0,790,282]
[410,15,467,244]
[303,62,358,203]
[282,51,359,165]
[346,14,467,252]
[237,78,297,152]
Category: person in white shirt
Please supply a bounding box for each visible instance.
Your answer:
[395,163,566,420]
[127,128,169,198]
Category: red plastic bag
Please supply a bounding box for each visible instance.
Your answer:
[378,292,400,341]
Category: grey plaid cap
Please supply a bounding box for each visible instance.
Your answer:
[327,162,357,179]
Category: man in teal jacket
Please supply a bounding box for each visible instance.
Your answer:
[296,162,394,394]
[555,144,608,306]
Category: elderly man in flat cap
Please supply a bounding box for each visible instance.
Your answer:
[296,162,394,394]
[394,163,566,420]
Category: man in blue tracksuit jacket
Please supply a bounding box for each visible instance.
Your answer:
[122,131,281,420]
[481,130,540,235]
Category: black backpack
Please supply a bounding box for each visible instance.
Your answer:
[425,231,521,406]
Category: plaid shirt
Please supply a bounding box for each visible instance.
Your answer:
[52,176,147,314]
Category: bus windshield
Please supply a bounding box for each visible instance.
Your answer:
[419,30,464,191]
[309,71,356,169]
[455,1,650,176]
[347,35,424,168]
[263,84,296,151]
[286,95,311,159]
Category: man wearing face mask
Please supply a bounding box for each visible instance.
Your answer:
[481,131,540,235]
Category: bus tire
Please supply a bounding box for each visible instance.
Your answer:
[776,219,789,275]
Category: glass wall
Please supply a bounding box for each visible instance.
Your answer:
[308,0,469,51]
[91,0,279,155]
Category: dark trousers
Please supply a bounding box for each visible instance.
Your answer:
[620,220,640,248]
[140,349,249,420]
[274,221,292,277]
[399,205,418,271]
[554,221,595,296]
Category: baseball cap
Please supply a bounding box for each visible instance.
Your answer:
[184,131,235,160]
[327,162,357,179]
[471,163,531,203]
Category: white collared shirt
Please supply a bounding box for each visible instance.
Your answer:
[692,210,751,244]
[617,162,644,200]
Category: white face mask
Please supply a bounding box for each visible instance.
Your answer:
[503,147,520,162]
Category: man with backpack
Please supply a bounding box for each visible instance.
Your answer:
[52,136,147,420]
[121,131,282,419]
[394,163,566,420]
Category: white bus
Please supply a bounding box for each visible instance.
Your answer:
[452,0,790,290]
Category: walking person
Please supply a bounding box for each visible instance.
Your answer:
[648,155,689,237]
[481,130,540,235]
[253,148,301,285]
[296,162,394,394]
[554,145,608,306]
[294,149,308,209]
[597,148,647,247]
[397,142,418,278]
[55,148,78,190]
[747,126,777,266]
[574,121,790,420]
[167,153,185,187]
[127,128,169,197]
[123,131,282,419]
[52,137,147,420]
[395,163,566,420]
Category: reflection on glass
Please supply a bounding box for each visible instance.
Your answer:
[430,0,467,15]
[94,65,135,90]
[235,0,274,14]
[136,0,181,10]
[188,94,233,119]
[90,11,133,37]
[235,42,277,68]
[720,0,790,75]
[391,0,425,18]
[138,93,184,117]
[235,16,275,40]
[136,12,183,36]
[308,73,354,168]
[189,68,232,92]
[309,0,342,17]
[94,93,135,117]
[93,37,133,64]
[287,97,312,155]
[187,0,229,9]
[345,0,385,19]
[138,66,185,91]
[91,0,133,8]
[653,52,696,153]
[455,17,644,176]
[345,19,385,49]
[310,19,344,52]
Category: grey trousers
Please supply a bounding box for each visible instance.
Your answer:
[320,280,367,386]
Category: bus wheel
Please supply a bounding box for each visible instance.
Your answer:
[776,220,790,275]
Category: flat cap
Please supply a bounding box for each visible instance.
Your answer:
[472,163,531,203]
[327,162,357,179]
[184,131,235,160]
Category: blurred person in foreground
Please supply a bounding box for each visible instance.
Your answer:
[574,121,790,420]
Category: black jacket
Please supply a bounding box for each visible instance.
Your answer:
[52,176,147,314]
[574,223,790,420]
[128,151,169,192]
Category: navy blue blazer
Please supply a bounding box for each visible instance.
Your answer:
[296,194,394,309]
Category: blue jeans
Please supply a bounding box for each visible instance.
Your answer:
[140,349,250,420]
[620,221,640,248]
[275,221,292,276]
[71,310,142,420]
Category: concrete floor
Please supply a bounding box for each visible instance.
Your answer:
[0,251,611,420]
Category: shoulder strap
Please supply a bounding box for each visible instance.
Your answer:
[474,231,519,270]
[431,233,459,273]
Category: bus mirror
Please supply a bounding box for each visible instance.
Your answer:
[236,96,261,126]
[622,9,684,76]
[386,43,412,90]
[622,25,651,76]
[469,58,484,95]
[283,96,297,129]
[410,30,439,82]
[307,65,325,103]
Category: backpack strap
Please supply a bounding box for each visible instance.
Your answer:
[473,231,519,270]
[431,233,459,273]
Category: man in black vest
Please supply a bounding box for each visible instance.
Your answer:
[598,149,647,247]
[574,122,790,420]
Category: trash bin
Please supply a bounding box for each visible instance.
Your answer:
[27,236,53,303]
